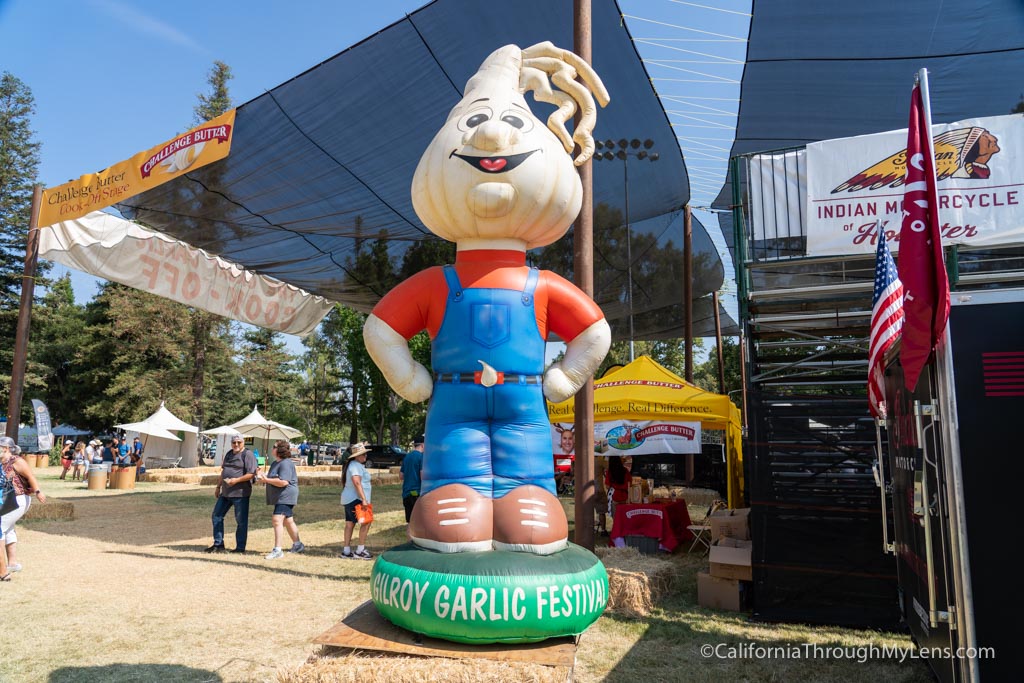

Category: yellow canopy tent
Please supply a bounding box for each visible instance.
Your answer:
[547,356,744,508]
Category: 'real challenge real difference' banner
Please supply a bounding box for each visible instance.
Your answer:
[805,113,1024,256]
[38,109,236,227]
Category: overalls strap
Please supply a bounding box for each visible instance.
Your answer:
[522,267,540,306]
[442,265,463,302]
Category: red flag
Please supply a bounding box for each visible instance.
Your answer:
[897,83,950,391]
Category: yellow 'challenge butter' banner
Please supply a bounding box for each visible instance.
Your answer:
[39,109,236,227]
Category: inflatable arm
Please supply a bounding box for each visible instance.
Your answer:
[363,314,433,403]
[543,318,611,403]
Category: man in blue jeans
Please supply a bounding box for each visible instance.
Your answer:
[206,436,258,554]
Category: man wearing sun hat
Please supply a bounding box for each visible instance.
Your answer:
[206,435,258,554]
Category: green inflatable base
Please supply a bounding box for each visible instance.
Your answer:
[371,542,608,644]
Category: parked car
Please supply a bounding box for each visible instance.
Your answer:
[352,444,406,469]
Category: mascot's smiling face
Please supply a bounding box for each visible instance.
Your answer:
[411,46,583,249]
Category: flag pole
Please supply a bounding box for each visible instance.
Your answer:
[916,67,978,683]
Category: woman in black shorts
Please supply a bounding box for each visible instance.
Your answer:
[258,440,304,559]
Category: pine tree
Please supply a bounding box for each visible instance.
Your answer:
[194,61,233,124]
[0,72,47,420]
[188,60,235,435]
[239,327,300,425]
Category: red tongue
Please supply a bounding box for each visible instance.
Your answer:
[479,157,507,172]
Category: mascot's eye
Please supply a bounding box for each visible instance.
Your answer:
[457,107,494,131]
[501,115,525,129]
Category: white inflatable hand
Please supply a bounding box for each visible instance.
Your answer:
[542,319,611,403]
[363,314,434,403]
[543,363,578,404]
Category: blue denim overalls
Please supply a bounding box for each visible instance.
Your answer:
[423,265,555,499]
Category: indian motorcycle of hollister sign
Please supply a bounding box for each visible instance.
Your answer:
[805,113,1024,256]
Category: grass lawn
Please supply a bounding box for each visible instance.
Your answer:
[1,467,933,682]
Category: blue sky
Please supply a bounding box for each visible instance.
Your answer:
[0,0,748,356]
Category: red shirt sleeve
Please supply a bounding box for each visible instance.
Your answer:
[370,267,446,340]
[542,271,605,342]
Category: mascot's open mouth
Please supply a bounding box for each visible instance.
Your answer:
[450,149,539,173]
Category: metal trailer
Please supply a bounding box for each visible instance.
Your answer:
[880,287,1023,682]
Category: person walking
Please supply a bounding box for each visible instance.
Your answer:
[206,435,258,554]
[258,440,304,559]
[1,437,47,575]
[399,434,424,523]
[59,439,73,479]
[340,442,372,559]
[71,441,86,481]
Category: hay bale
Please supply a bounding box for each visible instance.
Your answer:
[298,474,341,488]
[24,499,75,522]
[597,547,677,618]
[279,648,568,683]
[650,486,720,508]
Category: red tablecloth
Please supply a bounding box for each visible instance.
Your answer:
[610,501,694,552]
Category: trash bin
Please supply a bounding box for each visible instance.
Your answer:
[87,463,110,491]
[111,465,136,490]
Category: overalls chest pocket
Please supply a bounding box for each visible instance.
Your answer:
[470,303,511,348]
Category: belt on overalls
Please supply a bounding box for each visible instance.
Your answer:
[434,372,543,385]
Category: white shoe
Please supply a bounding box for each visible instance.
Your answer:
[265,548,284,560]
[9,564,22,573]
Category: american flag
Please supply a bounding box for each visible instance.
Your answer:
[868,228,904,418]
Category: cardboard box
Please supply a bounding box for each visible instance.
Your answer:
[697,572,747,611]
[709,537,752,581]
[709,507,750,541]
[627,479,651,504]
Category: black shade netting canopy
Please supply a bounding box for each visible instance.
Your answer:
[111,0,736,339]
[713,0,1024,254]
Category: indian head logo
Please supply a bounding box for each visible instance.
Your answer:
[832,126,1001,193]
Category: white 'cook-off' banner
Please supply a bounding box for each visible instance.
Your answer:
[805,113,1024,256]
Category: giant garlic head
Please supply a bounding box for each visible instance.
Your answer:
[411,43,609,250]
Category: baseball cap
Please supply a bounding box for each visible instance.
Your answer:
[231,436,244,443]
[413,434,425,446]
[0,436,15,450]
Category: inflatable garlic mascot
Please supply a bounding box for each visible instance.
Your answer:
[364,42,612,644]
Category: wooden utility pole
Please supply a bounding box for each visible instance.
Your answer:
[573,0,596,552]
[5,185,43,440]
[713,290,726,394]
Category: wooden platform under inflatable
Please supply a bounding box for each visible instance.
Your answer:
[313,600,576,667]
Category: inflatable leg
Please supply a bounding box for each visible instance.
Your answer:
[408,483,493,553]
[493,485,568,555]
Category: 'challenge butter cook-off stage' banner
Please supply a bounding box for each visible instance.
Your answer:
[805,113,1024,256]
[39,109,236,227]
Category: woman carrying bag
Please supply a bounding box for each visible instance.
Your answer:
[340,442,373,560]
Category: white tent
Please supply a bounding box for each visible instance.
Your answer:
[203,406,302,463]
[120,402,200,468]
[200,425,241,467]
